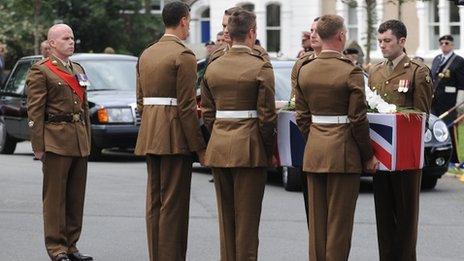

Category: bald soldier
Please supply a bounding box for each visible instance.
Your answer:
[208,6,270,65]
[26,24,92,261]
[369,20,433,261]
[295,15,378,260]
[135,2,206,261]
[201,9,276,261]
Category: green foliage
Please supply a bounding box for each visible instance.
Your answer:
[0,0,163,68]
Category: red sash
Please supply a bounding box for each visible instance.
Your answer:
[44,60,85,101]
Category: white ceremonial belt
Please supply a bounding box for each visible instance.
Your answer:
[216,110,258,119]
[143,97,177,106]
[312,115,350,124]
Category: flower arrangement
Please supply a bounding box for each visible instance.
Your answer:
[365,86,397,113]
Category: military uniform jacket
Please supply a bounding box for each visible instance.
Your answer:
[291,51,315,98]
[295,51,373,174]
[208,43,270,65]
[26,55,91,157]
[430,52,464,116]
[135,35,206,156]
[369,54,433,114]
[201,46,277,168]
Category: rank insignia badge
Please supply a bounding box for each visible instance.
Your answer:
[75,73,90,87]
[398,79,410,93]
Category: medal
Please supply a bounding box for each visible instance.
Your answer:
[75,73,90,87]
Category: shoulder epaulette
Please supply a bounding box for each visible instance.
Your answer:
[208,46,226,64]
[337,55,354,65]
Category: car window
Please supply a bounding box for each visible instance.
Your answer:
[3,60,35,95]
[77,60,136,91]
[274,65,292,101]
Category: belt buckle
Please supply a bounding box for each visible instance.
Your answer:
[247,111,252,118]
[72,113,80,122]
[169,99,173,106]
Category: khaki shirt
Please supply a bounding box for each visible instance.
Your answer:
[202,46,277,167]
[135,35,206,155]
[295,51,373,174]
[291,51,315,98]
[26,55,91,157]
[368,54,433,113]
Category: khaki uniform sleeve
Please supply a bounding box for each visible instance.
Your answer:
[413,65,433,114]
[25,64,47,152]
[291,60,299,99]
[84,92,91,145]
[295,68,311,140]
[176,51,206,152]
[347,67,374,162]
[257,61,277,159]
[136,61,144,116]
[200,73,215,134]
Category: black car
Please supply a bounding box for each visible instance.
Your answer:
[0,53,140,159]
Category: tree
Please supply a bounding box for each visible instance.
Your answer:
[0,0,163,68]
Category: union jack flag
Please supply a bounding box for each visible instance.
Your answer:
[368,113,426,171]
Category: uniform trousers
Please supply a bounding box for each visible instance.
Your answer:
[146,154,193,261]
[42,152,88,258]
[306,173,360,261]
[212,167,267,261]
[373,170,422,261]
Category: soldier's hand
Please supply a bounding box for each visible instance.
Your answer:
[364,156,379,173]
[196,149,206,166]
[34,151,45,162]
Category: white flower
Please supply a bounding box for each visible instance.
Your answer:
[364,86,397,113]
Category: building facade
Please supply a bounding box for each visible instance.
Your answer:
[184,0,464,61]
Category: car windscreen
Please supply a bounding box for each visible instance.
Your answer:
[274,65,292,101]
[77,60,136,91]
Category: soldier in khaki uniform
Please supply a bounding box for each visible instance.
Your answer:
[207,6,270,65]
[368,20,433,261]
[134,2,206,261]
[290,16,321,228]
[201,9,276,261]
[295,15,378,261]
[26,24,92,261]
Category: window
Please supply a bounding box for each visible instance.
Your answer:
[347,4,358,42]
[266,4,281,53]
[5,60,35,95]
[450,3,460,48]
[200,8,210,43]
[429,0,440,49]
[241,4,255,12]
[150,0,164,12]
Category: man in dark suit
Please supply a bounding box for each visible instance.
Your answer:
[431,34,464,162]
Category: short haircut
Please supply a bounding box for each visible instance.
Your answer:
[316,15,345,40]
[162,1,190,28]
[227,9,256,42]
[225,6,242,16]
[378,19,407,39]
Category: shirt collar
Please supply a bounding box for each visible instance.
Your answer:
[442,51,454,61]
[387,53,406,70]
[54,55,71,68]
[231,45,252,52]
[321,49,343,55]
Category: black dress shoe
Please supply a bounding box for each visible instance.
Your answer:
[68,252,93,261]
[54,253,70,261]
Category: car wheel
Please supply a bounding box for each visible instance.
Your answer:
[0,118,17,154]
[421,176,438,190]
[281,166,302,191]
[88,144,102,161]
